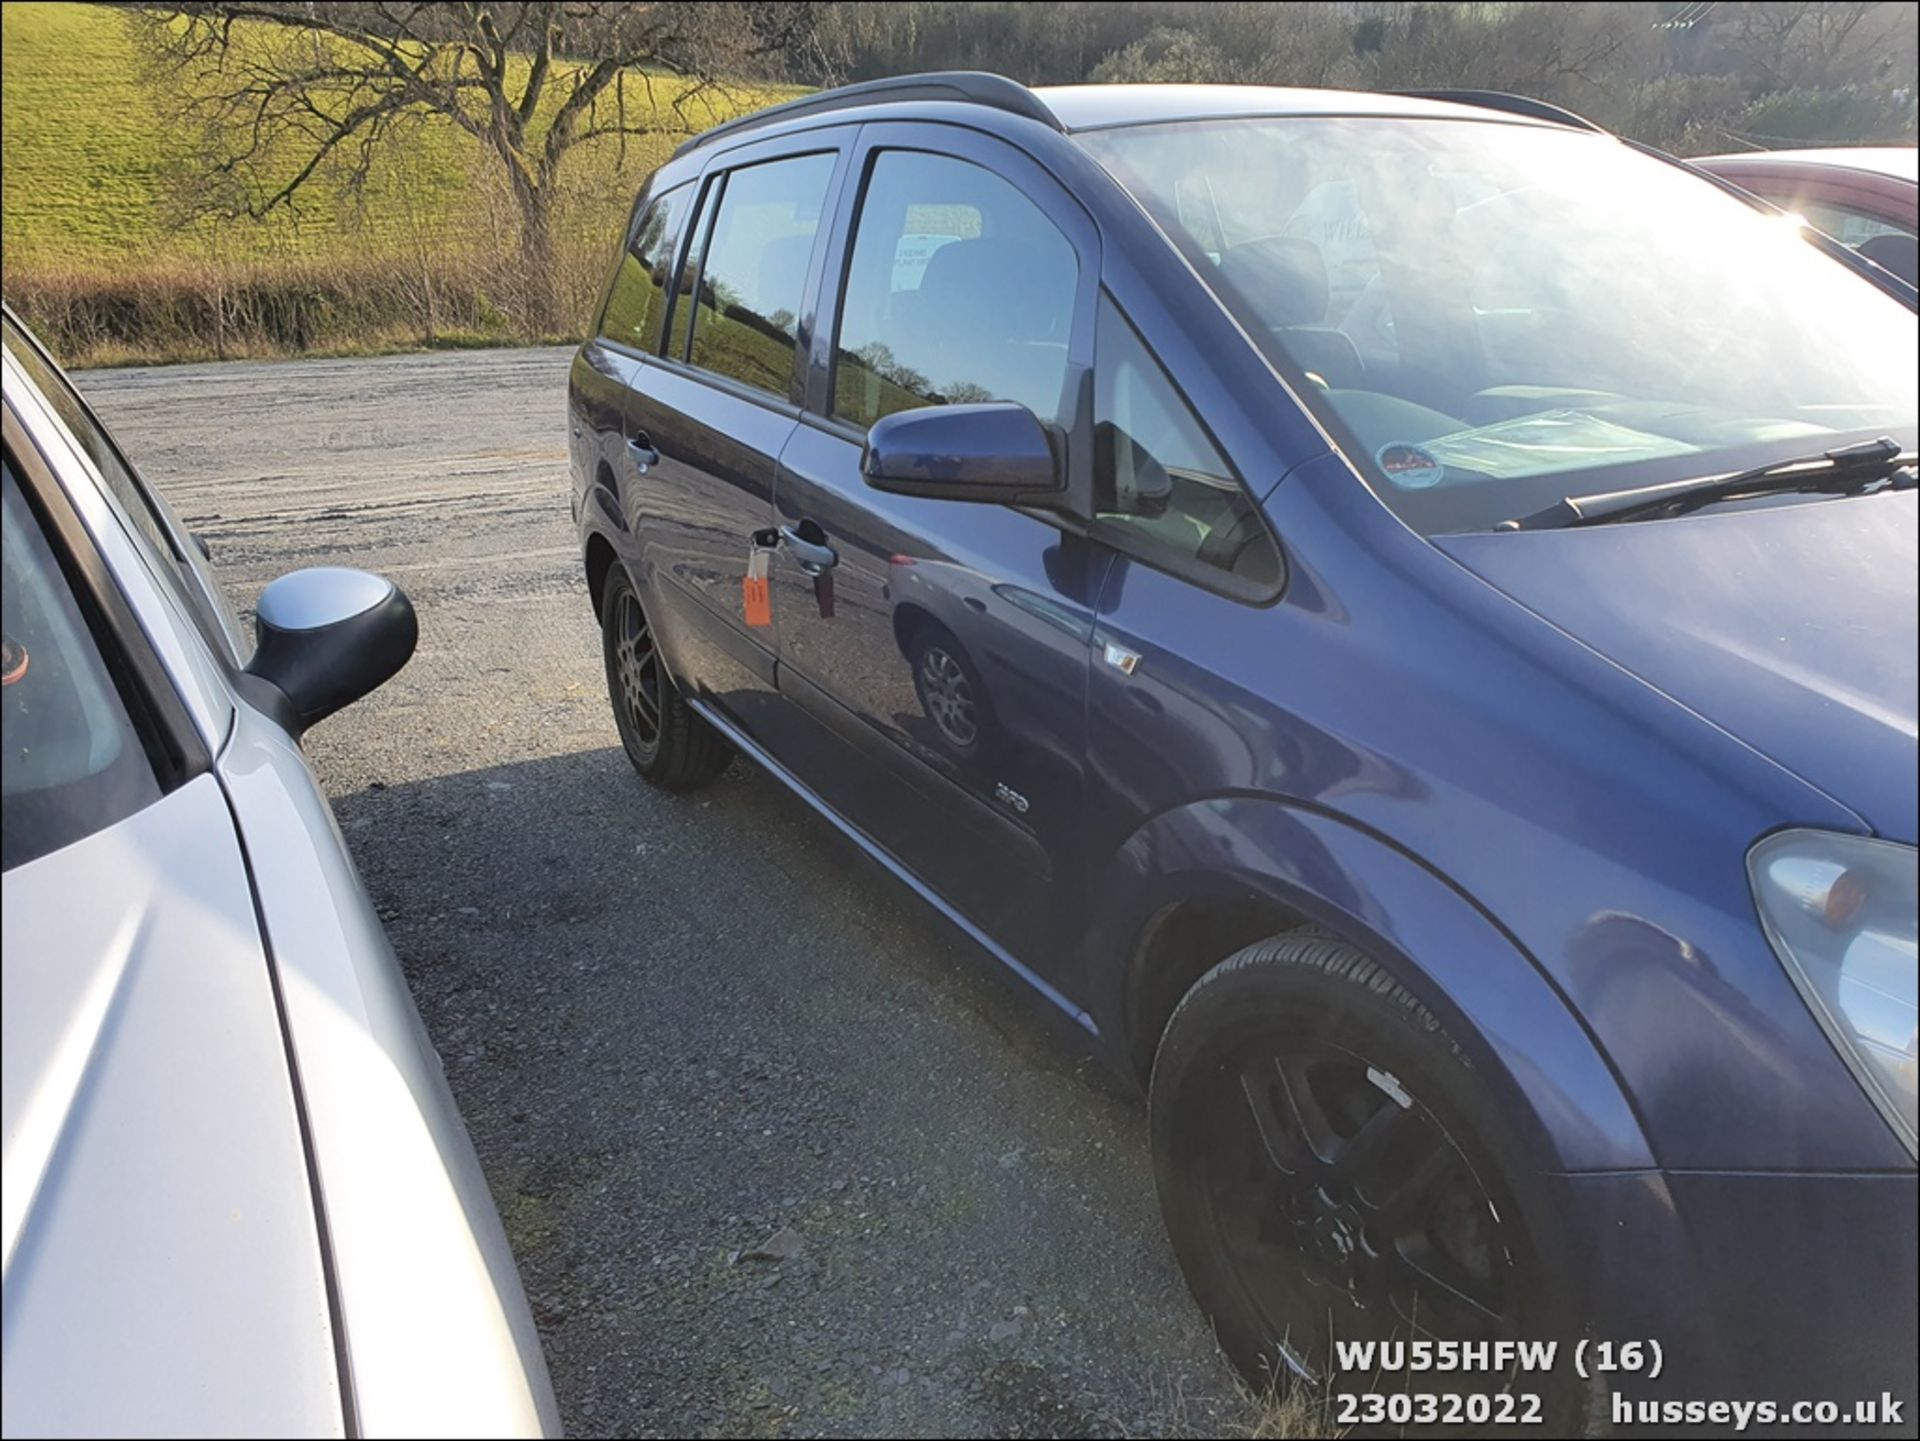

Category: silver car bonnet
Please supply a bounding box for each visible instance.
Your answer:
[1,772,343,1438]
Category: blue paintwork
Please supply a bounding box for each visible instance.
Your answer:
[1438,494,1919,844]
[572,84,1918,1418]
[863,402,1060,498]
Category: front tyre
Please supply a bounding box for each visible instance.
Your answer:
[1150,931,1591,1432]
[601,566,730,790]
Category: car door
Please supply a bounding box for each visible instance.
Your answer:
[615,134,850,722]
[767,123,1110,980]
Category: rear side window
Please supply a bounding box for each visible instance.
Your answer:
[1094,297,1282,593]
[2,460,161,870]
[666,180,718,361]
[833,150,1078,429]
[599,183,693,352]
[684,153,836,399]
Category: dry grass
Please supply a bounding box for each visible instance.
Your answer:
[1236,1381,1340,1440]
[3,244,611,367]
[1095,1365,1340,1440]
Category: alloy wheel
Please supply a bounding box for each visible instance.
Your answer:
[1203,1041,1515,1386]
[918,644,978,749]
[612,591,662,748]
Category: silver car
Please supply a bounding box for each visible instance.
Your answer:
[0,310,560,1438]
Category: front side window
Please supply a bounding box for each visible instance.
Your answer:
[833,150,1079,429]
[2,460,161,870]
[599,183,693,353]
[684,153,836,399]
[1095,297,1281,592]
[1081,118,1918,535]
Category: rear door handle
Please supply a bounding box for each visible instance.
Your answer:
[628,432,659,473]
[779,525,838,574]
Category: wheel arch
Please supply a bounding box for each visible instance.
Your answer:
[889,599,946,661]
[1087,794,1655,1175]
[584,529,619,619]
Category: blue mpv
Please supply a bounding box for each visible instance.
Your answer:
[570,75,1918,1430]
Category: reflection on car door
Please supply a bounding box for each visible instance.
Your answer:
[617,136,847,719]
[767,126,1110,986]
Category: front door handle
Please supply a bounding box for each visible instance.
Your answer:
[779,525,838,575]
[628,432,659,473]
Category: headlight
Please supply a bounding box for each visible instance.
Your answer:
[1749,830,1918,1157]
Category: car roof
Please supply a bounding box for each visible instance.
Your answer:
[670,72,1568,162]
[1033,82,1557,133]
[1694,147,1918,184]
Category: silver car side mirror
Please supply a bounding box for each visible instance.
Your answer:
[244,567,417,734]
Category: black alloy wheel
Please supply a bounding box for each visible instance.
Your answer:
[599,566,731,790]
[1151,931,1590,1433]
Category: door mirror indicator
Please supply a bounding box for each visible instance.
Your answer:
[244,567,417,734]
[861,403,1063,506]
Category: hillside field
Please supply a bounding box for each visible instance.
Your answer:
[1,2,793,362]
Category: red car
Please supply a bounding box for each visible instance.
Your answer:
[1695,146,1918,285]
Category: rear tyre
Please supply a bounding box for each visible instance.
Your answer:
[601,566,730,790]
[1150,930,1591,1432]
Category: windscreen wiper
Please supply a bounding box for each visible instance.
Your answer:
[1498,436,1915,531]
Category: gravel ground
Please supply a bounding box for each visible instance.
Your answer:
[80,347,1257,1439]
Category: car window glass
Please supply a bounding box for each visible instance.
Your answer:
[1800,200,1915,246]
[684,153,835,398]
[599,183,693,353]
[666,179,721,361]
[2,318,249,662]
[1795,201,1919,285]
[1081,118,1917,536]
[834,150,1079,429]
[2,460,162,871]
[1095,297,1280,591]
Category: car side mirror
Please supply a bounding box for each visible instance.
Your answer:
[243,567,417,734]
[862,402,1063,505]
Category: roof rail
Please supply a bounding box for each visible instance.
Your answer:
[1397,89,1605,133]
[672,71,1060,159]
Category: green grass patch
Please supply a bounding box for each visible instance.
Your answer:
[2,3,800,361]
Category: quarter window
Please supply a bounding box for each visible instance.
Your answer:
[1094,297,1281,591]
[833,150,1078,429]
[599,183,693,353]
[666,179,719,361]
[683,153,836,399]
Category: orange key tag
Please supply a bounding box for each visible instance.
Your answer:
[743,543,772,628]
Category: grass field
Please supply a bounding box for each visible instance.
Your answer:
[0,2,795,362]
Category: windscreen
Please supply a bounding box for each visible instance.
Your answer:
[1079,117,1918,534]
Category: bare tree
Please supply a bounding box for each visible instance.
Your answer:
[1356,2,1656,102]
[126,2,805,331]
[1714,1,1907,89]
